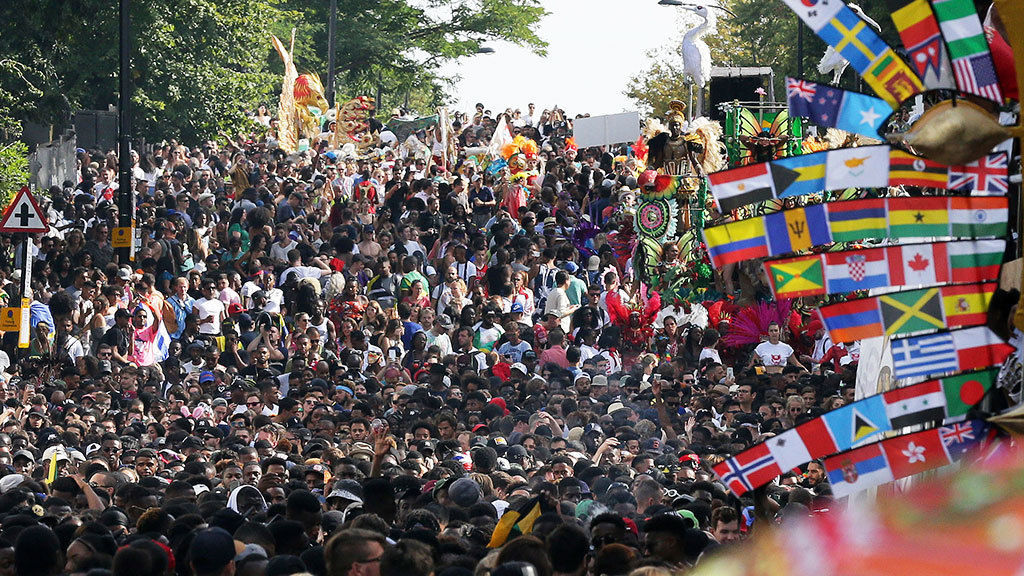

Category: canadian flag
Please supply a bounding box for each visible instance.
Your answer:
[889,243,949,287]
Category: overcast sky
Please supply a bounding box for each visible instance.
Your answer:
[440,0,684,117]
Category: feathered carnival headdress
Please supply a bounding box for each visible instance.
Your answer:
[722,299,794,348]
[564,137,578,154]
[501,135,539,161]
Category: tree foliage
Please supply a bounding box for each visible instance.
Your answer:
[0,0,548,143]
[0,59,33,205]
[274,0,548,116]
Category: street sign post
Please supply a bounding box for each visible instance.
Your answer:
[0,187,47,348]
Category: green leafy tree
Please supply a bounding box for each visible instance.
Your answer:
[276,0,548,116]
[0,0,280,143]
[0,58,34,205]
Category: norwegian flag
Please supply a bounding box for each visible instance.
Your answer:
[949,153,1009,195]
[786,78,817,102]
[712,443,782,496]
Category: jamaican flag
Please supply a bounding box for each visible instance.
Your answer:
[487,496,553,548]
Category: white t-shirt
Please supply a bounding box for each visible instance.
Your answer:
[699,348,722,364]
[270,240,296,263]
[754,341,794,367]
[279,266,325,286]
[194,297,226,335]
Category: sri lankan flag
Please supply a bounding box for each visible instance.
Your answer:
[765,255,825,298]
[488,496,553,548]
[889,150,949,187]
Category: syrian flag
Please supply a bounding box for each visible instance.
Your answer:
[882,380,947,429]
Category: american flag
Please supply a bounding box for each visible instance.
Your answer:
[953,55,1003,103]
[948,152,1009,194]
[787,78,817,102]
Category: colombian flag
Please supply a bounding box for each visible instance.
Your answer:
[704,218,769,268]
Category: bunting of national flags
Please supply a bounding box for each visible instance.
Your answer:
[932,0,1003,102]
[705,0,1016,502]
[703,196,1007,267]
[712,371,996,496]
[780,0,924,105]
[708,145,1010,211]
[763,239,1005,298]
[817,282,996,342]
[824,419,990,498]
[890,326,1013,379]
[887,0,957,90]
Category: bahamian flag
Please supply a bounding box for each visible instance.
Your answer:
[786,78,890,139]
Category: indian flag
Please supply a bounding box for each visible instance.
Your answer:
[950,196,1008,238]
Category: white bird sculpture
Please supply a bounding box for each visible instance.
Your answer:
[817,3,882,84]
[658,0,735,89]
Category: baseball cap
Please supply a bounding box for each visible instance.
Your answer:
[510,302,524,314]
[199,371,215,384]
[228,303,244,315]
[510,363,528,375]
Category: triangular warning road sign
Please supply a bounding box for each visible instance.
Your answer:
[0,187,48,234]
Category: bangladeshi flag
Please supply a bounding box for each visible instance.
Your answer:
[942,369,997,416]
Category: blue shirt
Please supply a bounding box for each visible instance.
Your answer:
[167,294,195,340]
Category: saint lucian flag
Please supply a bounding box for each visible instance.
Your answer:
[825,420,989,498]
[887,0,956,90]
[714,372,996,497]
[818,282,996,343]
[785,78,890,139]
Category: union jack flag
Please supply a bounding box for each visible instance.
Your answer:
[940,423,975,445]
[939,420,987,459]
[948,152,1009,195]
[786,78,817,102]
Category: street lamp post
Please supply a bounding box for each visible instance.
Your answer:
[116,0,133,264]
[327,0,337,107]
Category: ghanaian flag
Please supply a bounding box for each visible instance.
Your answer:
[488,496,550,548]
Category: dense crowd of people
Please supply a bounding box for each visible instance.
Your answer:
[0,102,917,576]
